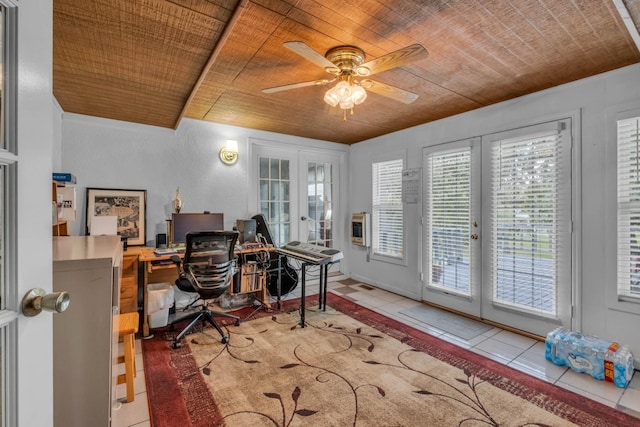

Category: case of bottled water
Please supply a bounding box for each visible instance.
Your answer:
[545,327,634,388]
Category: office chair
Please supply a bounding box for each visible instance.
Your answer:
[169,230,241,348]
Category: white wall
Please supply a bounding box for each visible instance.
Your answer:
[60,115,348,248]
[348,63,640,360]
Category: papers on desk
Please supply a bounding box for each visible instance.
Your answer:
[90,215,117,236]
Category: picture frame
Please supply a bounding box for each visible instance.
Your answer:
[85,188,147,246]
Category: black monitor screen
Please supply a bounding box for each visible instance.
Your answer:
[171,213,224,244]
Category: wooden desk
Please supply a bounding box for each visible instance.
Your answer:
[137,246,277,337]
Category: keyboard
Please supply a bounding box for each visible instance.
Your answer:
[153,247,178,256]
[279,241,343,265]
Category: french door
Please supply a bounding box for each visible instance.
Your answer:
[1,1,56,426]
[422,119,573,336]
[299,151,340,248]
[252,143,341,248]
[254,145,299,247]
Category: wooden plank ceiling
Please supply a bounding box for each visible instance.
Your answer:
[53,0,640,144]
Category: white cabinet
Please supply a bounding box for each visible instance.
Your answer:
[53,235,122,427]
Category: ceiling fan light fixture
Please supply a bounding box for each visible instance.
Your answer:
[323,88,341,107]
[266,41,427,117]
[339,99,355,109]
[335,81,351,98]
[351,85,367,105]
[324,81,367,110]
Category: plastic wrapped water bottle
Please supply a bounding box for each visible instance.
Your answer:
[544,327,634,388]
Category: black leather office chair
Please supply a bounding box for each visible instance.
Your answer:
[169,230,241,348]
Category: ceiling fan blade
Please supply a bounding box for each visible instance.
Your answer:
[357,44,428,76]
[283,41,338,72]
[361,79,419,104]
[262,79,333,94]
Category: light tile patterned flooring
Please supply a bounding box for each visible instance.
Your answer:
[113,274,640,426]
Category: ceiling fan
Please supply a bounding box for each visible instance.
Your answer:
[262,41,428,119]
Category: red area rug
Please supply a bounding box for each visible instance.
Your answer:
[143,293,638,426]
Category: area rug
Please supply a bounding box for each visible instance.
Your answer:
[399,304,493,340]
[143,294,638,426]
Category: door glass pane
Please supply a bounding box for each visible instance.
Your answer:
[259,180,268,200]
[306,162,333,247]
[259,157,290,246]
[270,181,280,200]
[490,131,561,316]
[270,158,279,180]
[427,149,471,293]
[259,158,269,178]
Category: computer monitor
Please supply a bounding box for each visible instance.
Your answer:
[171,212,224,245]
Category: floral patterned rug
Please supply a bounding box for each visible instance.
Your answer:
[143,294,638,426]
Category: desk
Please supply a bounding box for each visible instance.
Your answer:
[137,246,279,337]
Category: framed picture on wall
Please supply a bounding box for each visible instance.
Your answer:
[86,188,147,246]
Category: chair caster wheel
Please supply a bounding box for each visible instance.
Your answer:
[172,342,182,349]
[234,319,241,326]
[221,336,229,344]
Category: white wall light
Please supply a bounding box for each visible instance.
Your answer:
[219,139,239,165]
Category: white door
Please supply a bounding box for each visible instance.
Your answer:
[252,144,299,246]
[422,138,482,317]
[0,2,55,426]
[251,142,343,249]
[299,152,342,295]
[299,151,341,248]
[422,119,573,336]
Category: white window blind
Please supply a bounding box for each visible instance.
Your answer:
[490,125,568,317]
[372,158,404,259]
[617,115,640,300]
[427,148,471,293]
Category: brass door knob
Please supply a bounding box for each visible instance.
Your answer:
[470,233,479,240]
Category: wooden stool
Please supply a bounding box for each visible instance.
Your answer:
[116,312,139,403]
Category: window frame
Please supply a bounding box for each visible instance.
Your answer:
[371,151,406,265]
[613,105,640,310]
[0,3,19,426]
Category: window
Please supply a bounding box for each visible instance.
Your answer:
[372,157,404,260]
[426,147,471,293]
[488,121,571,317]
[617,114,640,300]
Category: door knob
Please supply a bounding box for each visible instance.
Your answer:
[470,233,479,240]
[21,288,70,317]
[301,216,307,221]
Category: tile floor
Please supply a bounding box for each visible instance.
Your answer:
[112,274,640,426]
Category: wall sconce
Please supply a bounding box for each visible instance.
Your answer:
[219,140,239,165]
